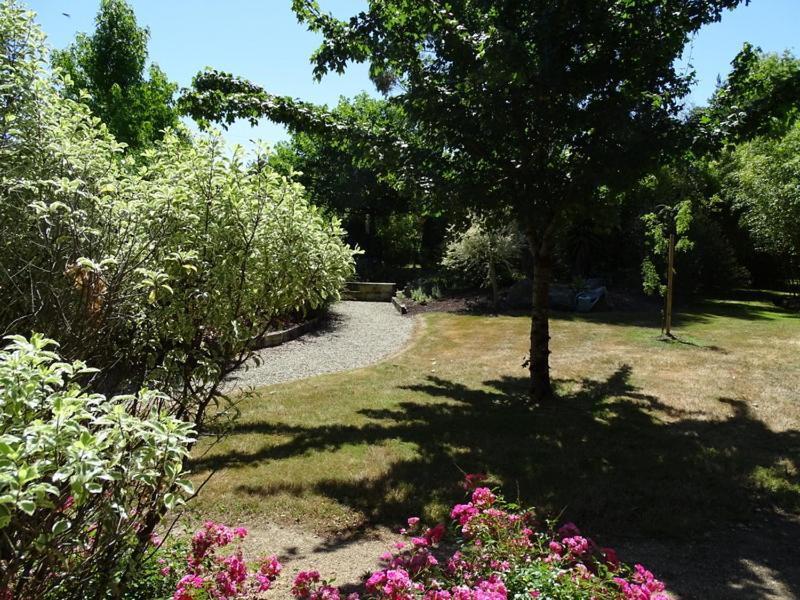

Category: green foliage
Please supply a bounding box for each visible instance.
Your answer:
[636,162,699,296]
[0,334,194,599]
[183,0,746,398]
[376,213,424,266]
[722,120,800,282]
[696,43,800,147]
[0,1,356,434]
[51,0,179,149]
[121,539,186,600]
[270,94,412,213]
[442,217,523,290]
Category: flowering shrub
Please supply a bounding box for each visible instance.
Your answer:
[168,521,281,600]
[137,477,667,600]
[292,570,344,600]
[359,479,668,600]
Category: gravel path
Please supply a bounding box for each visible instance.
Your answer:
[226,301,416,390]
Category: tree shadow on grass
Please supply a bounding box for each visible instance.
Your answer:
[550,292,799,329]
[194,366,799,599]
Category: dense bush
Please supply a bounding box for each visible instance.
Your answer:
[0,1,355,432]
[349,482,667,600]
[0,334,195,599]
[722,120,800,289]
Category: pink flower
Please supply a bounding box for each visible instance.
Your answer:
[563,535,590,557]
[407,517,421,528]
[233,527,248,539]
[424,524,446,545]
[315,584,341,600]
[365,570,387,591]
[160,566,171,576]
[470,487,496,508]
[614,564,668,600]
[222,552,248,585]
[557,522,580,538]
[253,573,271,591]
[366,568,414,598]
[293,570,321,598]
[425,591,453,600]
[173,575,205,600]
[450,504,479,527]
[260,554,282,578]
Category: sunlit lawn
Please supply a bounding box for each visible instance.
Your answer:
[189,293,800,598]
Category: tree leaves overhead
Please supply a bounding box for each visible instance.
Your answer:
[187,0,747,229]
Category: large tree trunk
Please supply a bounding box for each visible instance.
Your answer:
[527,228,554,402]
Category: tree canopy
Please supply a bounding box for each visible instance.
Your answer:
[52,0,178,150]
[185,0,747,400]
[694,43,800,149]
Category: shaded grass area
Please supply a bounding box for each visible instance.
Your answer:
[190,297,800,599]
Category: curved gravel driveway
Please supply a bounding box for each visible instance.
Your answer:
[226,301,416,390]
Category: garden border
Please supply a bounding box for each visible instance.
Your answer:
[250,315,323,350]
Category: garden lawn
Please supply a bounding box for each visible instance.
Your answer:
[189,293,800,599]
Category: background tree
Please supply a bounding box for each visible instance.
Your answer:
[689,45,800,290]
[721,121,800,295]
[184,0,745,401]
[441,216,523,310]
[52,0,178,150]
[269,93,447,274]
[693,43,800,149]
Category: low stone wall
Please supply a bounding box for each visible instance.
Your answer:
[391,296,408,314]
[250,316,322,350]
[343,281,396,302]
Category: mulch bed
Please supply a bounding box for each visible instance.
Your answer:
[403,288,658,316]
[403,292,489,315]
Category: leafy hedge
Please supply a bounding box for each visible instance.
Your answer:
[0,1,356,432]
[0,335,195,599]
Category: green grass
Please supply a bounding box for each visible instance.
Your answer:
[189,295,799,548]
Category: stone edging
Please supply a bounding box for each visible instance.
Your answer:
[391,296,408,315]
[250,315,322,350]
[343,281,396,302]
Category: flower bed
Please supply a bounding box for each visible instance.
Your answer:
[151,476,667,600]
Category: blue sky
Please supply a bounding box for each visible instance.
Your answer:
[27,0,800,148]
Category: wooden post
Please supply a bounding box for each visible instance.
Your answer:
[664,233,675,338]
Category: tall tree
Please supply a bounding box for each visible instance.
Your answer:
[183,0,745,401]
[52,0,178,149]
[722,120,800,291]
[693,44,800,151]
[270,93,417,260]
